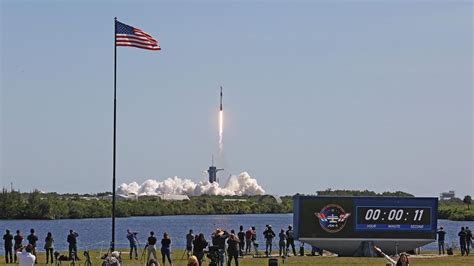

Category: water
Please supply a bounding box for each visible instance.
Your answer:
[0,214,472,255]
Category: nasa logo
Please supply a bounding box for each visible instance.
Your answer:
[315,204,351,233]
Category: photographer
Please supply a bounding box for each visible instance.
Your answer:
[237,226,245,257]
[126,229,139,260]
[67,229,79,260]
[263,225,275,256]
[16,244,36,266]
[226,231,240,266]
[192,233,208,266]
[186,229,194,259]
[250,226,258,255]
[212,229,229,266]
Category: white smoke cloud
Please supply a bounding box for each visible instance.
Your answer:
[117,172,265,196]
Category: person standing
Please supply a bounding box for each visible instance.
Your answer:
[250,226,258,255]
[244,228,252,254]
[26,229,38,263]
[237,226,245,257]
[465,226,472,256]
[263,225,275,256]
[192,233,208,266]
[126,229,139,260]
[459,227,467,256]
[278,229,287,257]
[186,229,194,259]
[17,244,36,266]
[147,231,158,264]
[226,232,240,266]
[161,232,172,266]
[3,229,13,264]
[212,229,229,266]
[44,232,54,264]
[286,225,296,256]
[67,229,79,260]
[14,230,23,263]
[436,226,446,255]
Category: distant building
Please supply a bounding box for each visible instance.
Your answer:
[440,190,455,201]
[223,199,248,202]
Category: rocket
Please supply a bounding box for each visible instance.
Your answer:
[220,86,223,111]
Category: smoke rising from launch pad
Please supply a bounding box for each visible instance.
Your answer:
[117,172,265,196]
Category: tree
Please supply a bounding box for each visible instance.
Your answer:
[463,195,472,210]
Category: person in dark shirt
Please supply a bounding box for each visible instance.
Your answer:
[192,233,208,266]
[146,231,158,264]
[13,230,23,263]
[27,228,38,263]
[212,229,229,266]
[161,232,172,265]
[237,226,245,257]
[263,225,276,256]
[3,229,13,264]
[126,229,139,260]
[437,226,446,255]
[466,226,472,256]
[67,229,79,260]
[227,231,240,266]
[186,229,194,259]
[459,227,467,256]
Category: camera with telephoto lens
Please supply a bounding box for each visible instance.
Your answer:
[206,246,220,265]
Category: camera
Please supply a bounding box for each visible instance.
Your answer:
[206,246,220,265]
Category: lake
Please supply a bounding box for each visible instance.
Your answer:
[1,214,473,255]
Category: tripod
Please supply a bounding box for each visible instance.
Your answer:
[140,244,148,263]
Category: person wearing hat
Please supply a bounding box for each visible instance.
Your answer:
[286,225,296,256]
[436,226,446,255]
[263,225,275,257]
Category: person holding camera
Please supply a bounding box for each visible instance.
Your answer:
[192,233,208,266]
[17,244,36,266]
[250,226,258,255]
[263,225,275,256]
[67,229,79,260]
[226,231,240,266]
[212,229,229,266]
[160,232,173,266]
[126,229,139,260]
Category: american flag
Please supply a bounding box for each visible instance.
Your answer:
[115,20,161,51]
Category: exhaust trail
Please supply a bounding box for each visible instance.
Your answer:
[219,86,224,155]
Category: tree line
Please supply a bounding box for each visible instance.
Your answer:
[0,189,471,221]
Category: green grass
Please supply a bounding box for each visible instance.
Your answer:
[2,249,474,266]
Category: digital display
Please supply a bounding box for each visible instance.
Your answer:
[293,196,437,240]
[356,207,432,230]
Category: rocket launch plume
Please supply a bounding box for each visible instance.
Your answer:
[117,172,265,196]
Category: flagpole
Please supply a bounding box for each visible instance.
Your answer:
[112,16,117,251]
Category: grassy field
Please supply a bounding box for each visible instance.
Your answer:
[2,249,474,266]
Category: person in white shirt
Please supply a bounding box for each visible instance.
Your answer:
[17,244,36,266]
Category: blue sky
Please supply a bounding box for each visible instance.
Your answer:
[1,1,472,197]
